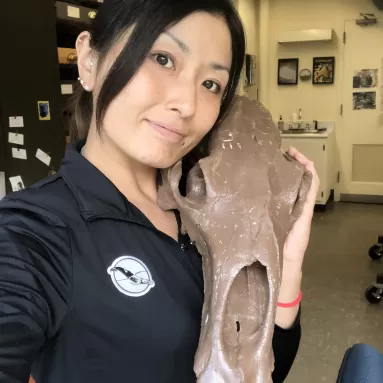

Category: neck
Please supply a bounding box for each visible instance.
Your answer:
[82,132,159,205]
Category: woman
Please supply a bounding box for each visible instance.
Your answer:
[0,0,319,382]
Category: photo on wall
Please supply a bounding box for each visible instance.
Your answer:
[353,91,376,110]
[9,175,25,192]
[353,69,378,88]
[313,57,335,84]
[277,58,299,85]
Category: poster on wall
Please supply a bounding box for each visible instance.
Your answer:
[313,57,335,84]
[353,92,376,110]
[277,58,299,85]
[353,69,378,88]
[37,101,51,121]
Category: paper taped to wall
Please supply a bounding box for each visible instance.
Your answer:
[9,116,24,128]
[9,176,25,192]
[36,149,51,166]
[61,84,73,95]
[12,148,27,160]
[0,171,5,200]
[8,132,24,145]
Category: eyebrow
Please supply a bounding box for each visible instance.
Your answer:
[210,62,230,75]
[164,31,230,75]
[165,31,189,53]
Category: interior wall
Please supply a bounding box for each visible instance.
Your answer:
[267,0,383,122]
[236,0,259,99]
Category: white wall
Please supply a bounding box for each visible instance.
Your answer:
[236,0,259,99]
[267,0,383,123]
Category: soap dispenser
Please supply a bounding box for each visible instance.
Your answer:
[278,115,284,132]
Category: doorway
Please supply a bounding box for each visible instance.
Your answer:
[340,19,383,201]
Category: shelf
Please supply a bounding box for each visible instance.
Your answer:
[278,29,334,44]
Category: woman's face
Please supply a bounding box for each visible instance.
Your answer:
[81,12,232,169]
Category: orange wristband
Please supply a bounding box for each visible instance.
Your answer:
[277,291,302,308]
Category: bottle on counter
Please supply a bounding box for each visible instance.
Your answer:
[298,108,302,120]
[278,115,284,132]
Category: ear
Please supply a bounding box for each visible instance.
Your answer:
[76,31,97,92]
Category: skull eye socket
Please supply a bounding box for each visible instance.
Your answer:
[184,163,206,202]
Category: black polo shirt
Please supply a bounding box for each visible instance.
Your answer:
[0,142,300,383]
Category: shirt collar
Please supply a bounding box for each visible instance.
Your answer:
[59,140,150,226]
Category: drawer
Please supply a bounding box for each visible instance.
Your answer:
[55,1,97,27]
[64,0,104,7]
[58,47,78,64]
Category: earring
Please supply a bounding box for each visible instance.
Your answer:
[89,61,94,67]
[78,77,91,92]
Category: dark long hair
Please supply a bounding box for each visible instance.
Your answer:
[70,0,245,171]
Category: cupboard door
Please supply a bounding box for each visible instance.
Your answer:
[0,0,66,194]
[55,1,96,26]
[281,138,326,203]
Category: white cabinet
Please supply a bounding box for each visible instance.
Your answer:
[281,130,335,205]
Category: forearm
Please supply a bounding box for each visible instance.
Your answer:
[275,262,302,329]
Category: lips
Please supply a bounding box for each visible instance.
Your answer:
[146,120,185,144]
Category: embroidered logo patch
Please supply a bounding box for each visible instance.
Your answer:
[107,256,155,297]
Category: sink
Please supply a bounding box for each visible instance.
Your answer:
[281,129,327,135]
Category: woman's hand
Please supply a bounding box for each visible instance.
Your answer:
[275,147,320,329]
[282,146,320,269]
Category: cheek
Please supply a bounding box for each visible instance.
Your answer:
[106,63,166,119]
[121,63,166,106]
[194,99,221,139]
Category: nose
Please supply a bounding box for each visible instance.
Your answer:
[166,77,197,119]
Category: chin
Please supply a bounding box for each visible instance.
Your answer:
[153,157,181,170]
[139,151,182,170]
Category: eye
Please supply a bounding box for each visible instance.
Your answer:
[153,53,175,69]
[203,80,221,94]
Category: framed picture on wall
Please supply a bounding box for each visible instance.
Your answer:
[313,56,335,84]
[277,58,299,85]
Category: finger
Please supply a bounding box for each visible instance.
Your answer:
[303,172,320,214]
[288,147,317,175]
[288,146,311,166]
[299,167,320,212]
[291,171,312,220]
[287,147,320,212]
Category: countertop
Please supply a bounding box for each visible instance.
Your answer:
[281,125,334,139]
